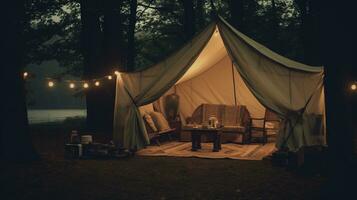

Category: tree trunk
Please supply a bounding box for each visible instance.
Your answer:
[295,0,321,65]
[319,1,356,197]
[98,0,124,132]
[80,0,105,132]
[127,0,138,71]
[182,0,195,41]
[81,0,124,133]
[196,0,205,28]
[270,0,281,52]
[209,0,216,18]
[228,0,244,31]
[103,0,125,71]
[1,0,37,160]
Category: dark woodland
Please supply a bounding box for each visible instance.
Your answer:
[1,0,356,199]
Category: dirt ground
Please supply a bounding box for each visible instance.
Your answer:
[1,122,327,200]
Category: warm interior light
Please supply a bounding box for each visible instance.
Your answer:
[107,75,113,80]
[23,72,28,78]
[351,83,357,91]
[48,81,54,87]
[214,30,219,37]
[114,71,120,76]
[83,83,89,88]
[69,83,75,89]
[95,81,100,86]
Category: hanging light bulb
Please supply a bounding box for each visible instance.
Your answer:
[69,83,75,89]
[114,70,120,76]
[23,72,28,79]
[95,81,100,86]
[351,83,357,91]
[107,75,113,80]
[48,81,54,87]
[83,83,89,89]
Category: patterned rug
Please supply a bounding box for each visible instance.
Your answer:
[137,142,277,160]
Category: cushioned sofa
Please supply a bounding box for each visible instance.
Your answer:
[180,104,251,144]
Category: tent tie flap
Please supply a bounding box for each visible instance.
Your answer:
[119,82,150,150]
[123,84,139,108]
[279,81,323,151]
[279,108,305,151]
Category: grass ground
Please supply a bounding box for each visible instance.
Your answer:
[1,120,327,200]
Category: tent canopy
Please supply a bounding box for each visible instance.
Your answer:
[113,16,325,151]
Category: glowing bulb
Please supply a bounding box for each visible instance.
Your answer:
[23,72,28,78]
[114,71,120,75]
[83,83,89,89]
[107,75,113,80]
[351,83,357,91]
[95,81,100,86]
[214,30,219,37]
[69,83,75,89]
[48,81,54,87]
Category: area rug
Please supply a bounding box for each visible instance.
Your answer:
[136,142,277,160]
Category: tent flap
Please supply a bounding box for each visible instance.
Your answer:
[113,22,216,149]
[217,17,325,151]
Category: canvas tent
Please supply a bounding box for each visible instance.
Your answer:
[113,16,326,151]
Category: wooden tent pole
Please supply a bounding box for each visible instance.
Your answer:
[232,62,237,106]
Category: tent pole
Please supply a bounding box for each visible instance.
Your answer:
[231,62,237,106]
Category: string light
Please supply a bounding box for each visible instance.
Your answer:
[351,83,357,91]
[48,81,54,87]
[29,70,123,90]
[69,83,75,89]
[83,83,89,89]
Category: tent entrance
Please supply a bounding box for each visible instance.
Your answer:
[156,29,266,125]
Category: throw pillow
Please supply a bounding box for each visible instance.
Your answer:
[150,111,171,131]
[144,114,158,132]
[139,103,155,116]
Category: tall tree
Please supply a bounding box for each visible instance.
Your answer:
[99,0,124,131]
[209,0,216,18]
[294,0,321,65]
[319,1,356,198]
[25,0,83,76]
[80,0,104,131]
[269,0,281,52]
[196,0,205,28]
[1,0,37,160]
[103,0,125,71]
[127,0,138,71]
[134,0,184,69]
[228,0,244,31]
[181,0,195,40]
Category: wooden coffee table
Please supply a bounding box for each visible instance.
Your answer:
[183,127,222,152]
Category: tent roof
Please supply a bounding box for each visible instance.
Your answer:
[216,16,323,72]
[177,27,227,84]
[175,16,323,84]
